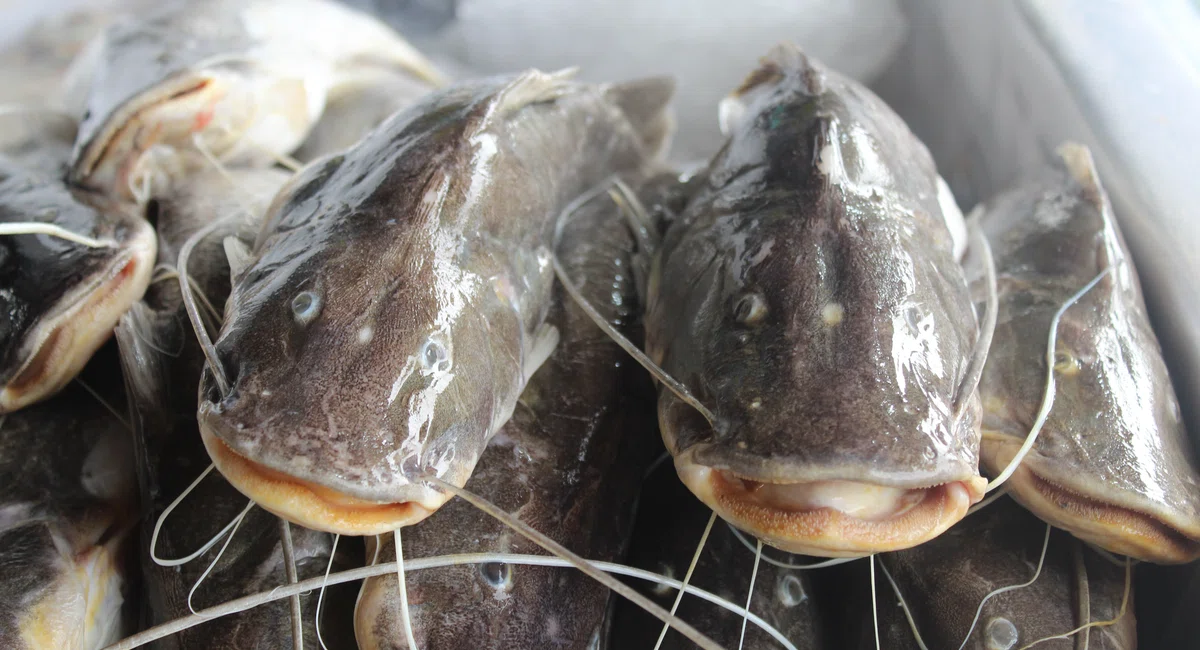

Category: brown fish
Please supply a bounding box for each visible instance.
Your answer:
[196,71,673,536]
[860,497,1135,650]
[644,43,985,557]
[354,176,657,649]
[973,142,1200,564]
[115,166,359,649]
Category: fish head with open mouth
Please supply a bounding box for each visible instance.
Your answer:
[647,43,986,557]
[0,158,155,413]
[67,0,445,202]
[976,143,1200,563]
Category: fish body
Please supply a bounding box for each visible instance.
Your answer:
[0,362,135,650]
[974,143,1200,564]
[865,497,1135,650]
[645,43,983,557]
[196,71,673,536]
[115,166,358,649]
[66,0,444,202]
[354,178,657,650]
[0,123,155,413]
[611,463,824,649]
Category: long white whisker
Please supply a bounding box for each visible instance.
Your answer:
[956,522,1052,650]
[177,219,235,396]
[73,377,131,431]
[105,553,798,650]
[553,255,718,429]
[1016,556,1131,650]
[879,559,930,650]
[316,533,340,650]
[150,464,251,567]
[653,511,716,650]
[738,539,763,650]
[965,488,1009,517]
[986,267,1112,493]
[186,501,254,615]
[423,476,725,650]
[871,555,881,650]
[0,223,113,248]
[278,519,303,650]
[396,527,421,650]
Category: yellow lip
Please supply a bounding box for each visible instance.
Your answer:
[677,462,985,557]
[200,426,445,536]
[0,224,155,413]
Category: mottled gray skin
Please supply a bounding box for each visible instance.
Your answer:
[861,498,1135,650]
[0,113,78,178]
[974,144,1200,562]
[648,44,980,486]
[0,134,154,412]
[0,359,135,650]
[355,181,658,649]
[114,168,358,649]
[197,71,671,530]
[610,465,824,649]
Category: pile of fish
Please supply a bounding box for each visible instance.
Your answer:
[0,1,1197,649]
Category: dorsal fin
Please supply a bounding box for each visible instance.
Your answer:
[719,42,827,136]
[603,76,677,159]
[493,68,578,119]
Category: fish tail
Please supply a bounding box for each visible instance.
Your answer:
[603,76,677,160]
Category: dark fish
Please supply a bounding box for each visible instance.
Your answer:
[354,176,657,649]
[860,497,1135,650]
[0,121,155,413]
[115,166,359,649]
[196,70,674,536]
[611,462,824,649]
[0,361,136,650]
[65,0,444,202]
[973,142,1200,564]
[644,43,984,557]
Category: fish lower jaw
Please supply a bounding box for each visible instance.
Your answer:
[200,428,444,536]
[0,241,155,413]
[677,464,982,557]
[1002,463,1200,564]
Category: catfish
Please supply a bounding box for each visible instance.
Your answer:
[644,43,984,557]
[115,166,359,648]
[196,70,674,535]
[0,119,155,413]
[0,357,136,650]
[972,142,1200,563]
[611,461,824,649]
[354,178,657,649]
[858,497,1135,650]
[65,0,444,203]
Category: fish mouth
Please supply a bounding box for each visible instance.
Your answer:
[0,223,155,413]
[677,462,985,557]
[984,441,1200,564]
[199,426,445,536]
[73,73,234,198]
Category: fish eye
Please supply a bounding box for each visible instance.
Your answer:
[479,562,512,590]
[1053,349,1080,375]
[983,617,1018,650]
[421,339,449,370]
[733,292,768,326]
[776,574,805,607]
[290,291,321,325]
